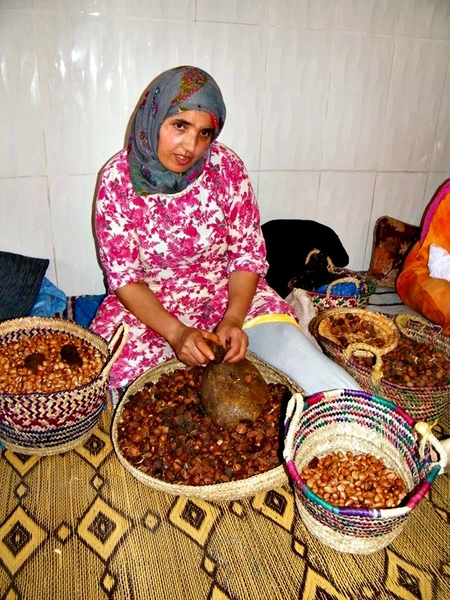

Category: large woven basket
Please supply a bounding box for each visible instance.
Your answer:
[0,317,127,455]
[111,352,303,502]
[309,311,450,421]
[283,389,445,555]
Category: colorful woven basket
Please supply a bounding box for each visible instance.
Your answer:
[111,352,303,501]
[309,312,450,421]
[289,268,375,313]
[0,317,127,455]
[283,389,445,555]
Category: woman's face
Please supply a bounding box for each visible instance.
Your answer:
[157,110,214,173]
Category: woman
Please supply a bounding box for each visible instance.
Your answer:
[91,65,359,399]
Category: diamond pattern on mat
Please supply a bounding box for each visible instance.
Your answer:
[75,427,112,469]
[385,549,434,600]
[77,497,132,562]
[4,451,40,476]
[0,506,47,575]
[302,565,348,600]
[169,496,221,547]
[252,486,295,532]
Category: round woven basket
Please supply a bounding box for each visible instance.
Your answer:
[289,269,376,313]
[111,352,303,501]
[283,390,444,555]
[316,307,399,351]
[309,312,450,421]
[0,317,127,455]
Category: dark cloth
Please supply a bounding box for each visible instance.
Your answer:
[261,219,349,298]
[0,250,49,321]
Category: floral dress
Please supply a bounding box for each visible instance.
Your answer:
[91,142,298,388]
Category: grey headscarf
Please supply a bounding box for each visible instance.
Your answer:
[127,66,226,195]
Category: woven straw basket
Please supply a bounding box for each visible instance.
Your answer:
[283,389,445,555]
[0,317,127,455]
[309,311,450,422]
[288,252,376,313]
[111,352,303,502]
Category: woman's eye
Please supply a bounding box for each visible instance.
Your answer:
[174,122,185,131]
[201,130,212,138]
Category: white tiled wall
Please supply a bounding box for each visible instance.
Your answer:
[1,0,449,296]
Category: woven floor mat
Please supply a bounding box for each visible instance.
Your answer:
[1,409,449,600]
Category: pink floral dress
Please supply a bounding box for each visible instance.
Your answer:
[91,142,298,388]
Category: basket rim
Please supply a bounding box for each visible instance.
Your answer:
[0,316,113,399]
[284,389,441,519]
[0,315,108,347]
[111,352,304,501]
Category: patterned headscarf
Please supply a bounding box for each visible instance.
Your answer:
[127,66,226,196]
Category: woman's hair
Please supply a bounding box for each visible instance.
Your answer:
[127,65,226,196]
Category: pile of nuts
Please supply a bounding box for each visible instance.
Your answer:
[0,332,105,394]
[117,367,291,486]
[300,451,407,509]
[355,336,449,388]
[325,313,387,348]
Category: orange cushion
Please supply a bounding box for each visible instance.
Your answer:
[396,180,450,334]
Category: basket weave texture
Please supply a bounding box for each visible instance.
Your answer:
[0,317,126,455]
[309,311,450,421]
[283,389,441,555]
[289,266,376,313]
[111,352,303,502]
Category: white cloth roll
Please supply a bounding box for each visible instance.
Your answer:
[247,320,361,396]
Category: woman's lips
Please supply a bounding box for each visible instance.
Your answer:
[174,154,192,167]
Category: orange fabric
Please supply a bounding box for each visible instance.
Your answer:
[396,182,450,334]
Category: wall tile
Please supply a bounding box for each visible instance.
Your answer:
[363,172,428,268]
[261,28,333,170]
[118,0,195,20]
[0,10,46,177]
[1,1,32,8]
[194,22,266,171]
[379,38,450,172]
[317,172,376,270]
[31,0,119,15]
[35,13,196,177]
[431,65,450,172]
[307,0,338,30]
[397,0,450,41]
[257,171,320,224]
[117,18,196,127]
[268,0,307,28]
[0,177,57,283]
[323,32,394,170]
[196,0,267,25]
[49,175,105,295]
[336,0,401,34]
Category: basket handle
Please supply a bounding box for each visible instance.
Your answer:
[394,313,442,339]
[325,276,361,298]
[283,393,305,462]
[415,421,449,476]
[98,323,129,382]
[343,342,385,385]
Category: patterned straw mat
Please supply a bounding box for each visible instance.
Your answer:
[1,408,449,600]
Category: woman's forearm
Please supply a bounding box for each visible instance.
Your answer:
[223,270,259,327]
[115,281,184,344]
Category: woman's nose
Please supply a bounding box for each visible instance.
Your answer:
[182,131,197,153]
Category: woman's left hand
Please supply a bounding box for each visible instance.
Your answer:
[215,316,248,362]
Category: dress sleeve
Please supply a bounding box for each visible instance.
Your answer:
[94,152,146,292]
[219,146,269,277]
